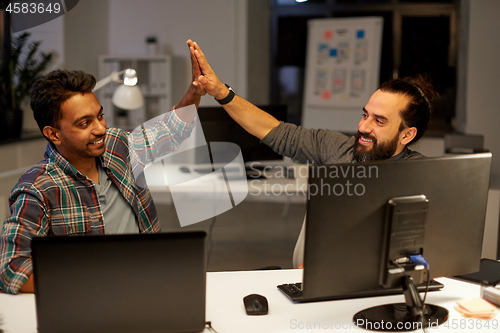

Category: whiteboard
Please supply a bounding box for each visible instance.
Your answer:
[302,17,383,131]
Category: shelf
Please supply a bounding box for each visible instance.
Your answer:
[97,55,172,129]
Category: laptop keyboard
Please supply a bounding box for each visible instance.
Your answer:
[278,280,444,303]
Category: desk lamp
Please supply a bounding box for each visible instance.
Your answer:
[92,68,144,110]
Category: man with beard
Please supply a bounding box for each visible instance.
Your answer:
[187,40,436,268]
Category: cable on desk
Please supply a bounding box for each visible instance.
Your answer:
[205,321,219,333]
[420,266,431,333]
[393,259,432,333]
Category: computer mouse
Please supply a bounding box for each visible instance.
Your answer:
[243,294,268,315]
[179,166,191,173]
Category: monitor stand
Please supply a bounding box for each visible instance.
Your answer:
[353,276,448,331]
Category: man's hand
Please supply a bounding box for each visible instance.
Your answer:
[187,40,229,100]
[187,39,206,96]
[173,40,209,111]
[186,39,280,139]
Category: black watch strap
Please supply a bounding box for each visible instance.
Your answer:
[215,84,236,105]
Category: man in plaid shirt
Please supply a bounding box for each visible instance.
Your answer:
[0,43,206,294]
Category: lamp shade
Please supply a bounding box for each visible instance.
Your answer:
[112,85,144,110]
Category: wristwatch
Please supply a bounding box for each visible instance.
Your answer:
[215,84,236,105]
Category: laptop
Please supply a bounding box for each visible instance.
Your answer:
[32,231,207,333]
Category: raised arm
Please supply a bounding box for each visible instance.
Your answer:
[188,40,280,140]
[172,40,207,123]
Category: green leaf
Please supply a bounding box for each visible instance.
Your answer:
[0,32,54,110]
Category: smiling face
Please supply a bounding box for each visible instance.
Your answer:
[43,92,107,167]
[353,89,416,162]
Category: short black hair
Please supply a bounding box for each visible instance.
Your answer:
[30,69,96,137]
[379,74,437,144]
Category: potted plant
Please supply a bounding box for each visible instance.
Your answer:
[0,32,53,140]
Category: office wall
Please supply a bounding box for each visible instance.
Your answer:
[247,0,270,104]
[64,0,109,75]
[107,0,249,106]
[458,0,500,188]
[62,0,270,106]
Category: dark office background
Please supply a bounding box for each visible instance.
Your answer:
[270,0,459,135]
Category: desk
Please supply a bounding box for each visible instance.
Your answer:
[145,161,307,203]
[0,270,496,333]
[145,162,307,226]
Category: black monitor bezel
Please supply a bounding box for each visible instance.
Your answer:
[301,153,492,300]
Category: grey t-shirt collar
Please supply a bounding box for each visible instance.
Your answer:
[388,146,410,160]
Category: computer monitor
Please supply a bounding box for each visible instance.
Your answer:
[302,153,492,330]
[196,105,287,164]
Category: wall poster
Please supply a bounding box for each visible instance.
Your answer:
[303,17,383,110]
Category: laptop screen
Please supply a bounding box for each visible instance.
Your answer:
[32,231,206,333]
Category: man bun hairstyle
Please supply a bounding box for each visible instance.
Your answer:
[30,69,96,136]
[379,73,437,144]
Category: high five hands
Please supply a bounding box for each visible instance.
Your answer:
[186,39,279,140]
[186,39,230,101]
[187,39,206,97]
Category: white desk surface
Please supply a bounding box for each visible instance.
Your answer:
[146,162,308,205]
[0,269,497,333]
[145,161,304,186]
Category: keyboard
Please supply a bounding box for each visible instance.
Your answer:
[193,165,268,179]
[193,166,241,174]
[277,280,444,303]
[192,167,213,174]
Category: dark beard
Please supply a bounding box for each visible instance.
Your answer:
[353,131,399,162]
